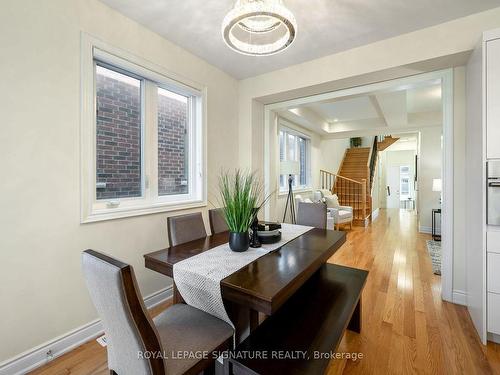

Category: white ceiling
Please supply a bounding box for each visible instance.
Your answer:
[99,0,500,79]
[280,79,442,138]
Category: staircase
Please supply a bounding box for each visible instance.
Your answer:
[336,147,372,226]
[321,135,398,226]
[377,135,399,151]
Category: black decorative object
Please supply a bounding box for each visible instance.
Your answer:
[249,215,261,248]
[282,174,297,224]
[350,137,362,148]
[258,231,282,245]
[229,231,250,252]
[432,208,441,241]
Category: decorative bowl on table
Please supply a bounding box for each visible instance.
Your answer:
[256,222,282,244]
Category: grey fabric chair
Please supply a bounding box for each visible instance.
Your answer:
[82,250,233,375]
[296,201,327,229]
[208,208,228,234]
[167,212,207,246]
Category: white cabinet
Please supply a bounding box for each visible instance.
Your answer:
[487,231,500,253]
[488,253,500,293]
[487,38,500,159]
[488,293,500,335]
[466,29,500,344]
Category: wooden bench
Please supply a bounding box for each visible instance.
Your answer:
[227,263,368,375]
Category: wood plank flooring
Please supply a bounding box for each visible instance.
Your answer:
[327,209,500,375]
[31,209,500,375]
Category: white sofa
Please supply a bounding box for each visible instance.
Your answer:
[313,189,353,230]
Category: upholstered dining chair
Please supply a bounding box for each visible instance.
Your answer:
[167,212,207,246]
[82,250,233,375]
[208,208,228,234]
[296,201,327,229]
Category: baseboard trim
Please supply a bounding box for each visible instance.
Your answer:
[0,286,173,375]
[371,208,380,221]
[419,225,432,234]
[452,289,467,306]
[488,332,500,344]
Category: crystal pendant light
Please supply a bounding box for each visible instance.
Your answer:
[222,0,297,56]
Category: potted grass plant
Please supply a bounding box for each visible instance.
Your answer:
[219,170,266,252]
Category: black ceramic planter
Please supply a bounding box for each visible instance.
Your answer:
[229,231,250,252]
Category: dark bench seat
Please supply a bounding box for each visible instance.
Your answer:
[228,263,368,375]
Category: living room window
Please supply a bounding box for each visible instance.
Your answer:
[81,39,205,222]
[279,126,311,192]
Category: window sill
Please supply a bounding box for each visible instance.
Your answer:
[278,187,313,197]
[81,199,206,223]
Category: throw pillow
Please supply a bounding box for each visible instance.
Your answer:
[324,194,340,208]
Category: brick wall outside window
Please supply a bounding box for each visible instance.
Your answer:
[96,73,142,199]
[158,93,188,195]
[96,72,188,199]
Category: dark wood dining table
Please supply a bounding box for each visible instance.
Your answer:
[144,228,346,343]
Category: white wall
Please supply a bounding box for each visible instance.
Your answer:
[0,0,238,362]
[418,127,443,230]
[453,66,467,294]
[319,138,351,174]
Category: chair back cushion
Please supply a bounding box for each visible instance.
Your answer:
[319,189,333,198]
[208,208,228,235]
[325,194,340,208]
[296,202,327,229]
[82,250,164,375]
[167,212,207,246]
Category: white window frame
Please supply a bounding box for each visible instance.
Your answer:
[81,34,207,223]
[278,124,312,193]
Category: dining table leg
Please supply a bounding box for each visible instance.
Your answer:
[249,309,259,332]
[224,301,261,345]
[172,282,185,304]
[347,298,362,333]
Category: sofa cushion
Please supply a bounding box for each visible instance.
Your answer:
[325,194,340,208]
[338,210,352,219]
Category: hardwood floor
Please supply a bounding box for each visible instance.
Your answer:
[31,209,500,374]
[327,209,500,375]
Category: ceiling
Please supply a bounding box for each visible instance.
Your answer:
[279,79,443,138]
[99,0,500,79]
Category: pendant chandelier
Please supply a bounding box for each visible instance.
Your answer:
[222,0,297,56]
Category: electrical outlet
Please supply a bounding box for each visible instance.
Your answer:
[46,349,54,362]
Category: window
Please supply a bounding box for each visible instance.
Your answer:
[82,40,205,222]
[95,65,142,200]
[279,126,311,192]
[400,166,411,198]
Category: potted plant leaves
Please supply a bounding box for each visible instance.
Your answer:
[219,170,268,252]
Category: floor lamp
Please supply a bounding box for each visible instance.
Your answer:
[281,160,300,224]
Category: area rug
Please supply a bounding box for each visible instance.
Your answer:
[426,240,442,275]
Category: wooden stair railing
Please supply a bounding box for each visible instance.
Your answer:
[320,169,367,223]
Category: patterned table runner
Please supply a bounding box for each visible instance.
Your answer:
[173,223,313,327]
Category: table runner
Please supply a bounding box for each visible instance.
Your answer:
[172,223,313,327]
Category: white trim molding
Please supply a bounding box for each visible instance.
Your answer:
[264,68,454,304]
[452,289,467,306]
[419,226,432,234]
[80,33,207,223]
[488,332,500,344]
[0,286,173,375]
